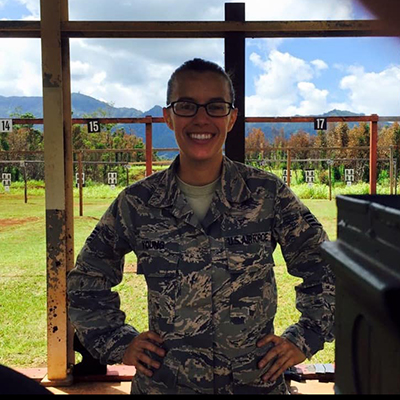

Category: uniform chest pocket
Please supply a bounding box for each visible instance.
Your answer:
[137,251,179,328]
[226,242,276,325]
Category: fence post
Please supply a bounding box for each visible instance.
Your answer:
[78,151,83,216]
[369,115,378,194]
[390,145,394,195]
[287,149,291,187]
[145,116,153,177]
[22,161,28,203]
[328,161,332,201]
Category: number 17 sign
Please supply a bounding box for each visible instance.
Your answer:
[314,117,327,131]
[0,119,12,133]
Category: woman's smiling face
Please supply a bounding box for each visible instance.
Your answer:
[163,70,238,166]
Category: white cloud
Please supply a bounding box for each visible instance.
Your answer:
[247,50,324,116]
[311,59,328,71]
[0,38,42,97]
[69,0,226,21]
[286,82,329,115]
[232,0,354,21]
[15,0,40,20]
[339,65,400,115]
[68,38,224,110]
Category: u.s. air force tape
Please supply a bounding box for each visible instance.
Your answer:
[225,231,271,246]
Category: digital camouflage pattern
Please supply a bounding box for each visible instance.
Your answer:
[67,156,335,395]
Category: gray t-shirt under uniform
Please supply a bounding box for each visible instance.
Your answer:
[176,176,220,224]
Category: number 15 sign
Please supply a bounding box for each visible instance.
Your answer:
[0,119,12,133]
[87,119,101,133]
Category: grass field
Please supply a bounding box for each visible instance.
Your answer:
[0,185,338,369]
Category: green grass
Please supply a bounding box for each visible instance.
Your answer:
[0,189,339,369]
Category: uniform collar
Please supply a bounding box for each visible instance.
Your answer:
[148,155,252,209]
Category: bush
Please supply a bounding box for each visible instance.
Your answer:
[318,170,329,185]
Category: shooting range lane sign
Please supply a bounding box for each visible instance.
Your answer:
[314,117,327,131]
[75,172,85,187]
[108,172,117,189]
[305,169,315,187]
[87,119,100,133]
[282,169,292,184]
[0,119,13,133]
[345,168,355,186]
[2,172,11,192]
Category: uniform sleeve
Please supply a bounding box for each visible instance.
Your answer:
[271,180,335,359]
[67,194,139,365]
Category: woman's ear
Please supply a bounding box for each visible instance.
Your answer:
[163,107,174,130]
[227,107,238,132]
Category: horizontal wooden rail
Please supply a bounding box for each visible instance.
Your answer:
[1,145,397,157]
[9,114,390,126]
[1,20,398,39]
[246,115,379,123]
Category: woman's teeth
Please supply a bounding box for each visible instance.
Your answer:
[189,133,212,140]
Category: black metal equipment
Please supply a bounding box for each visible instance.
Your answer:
[321,195,400,394]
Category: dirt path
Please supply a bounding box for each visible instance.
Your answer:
[0,217,41,231]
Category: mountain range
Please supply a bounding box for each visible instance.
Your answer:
[0,92,365,154]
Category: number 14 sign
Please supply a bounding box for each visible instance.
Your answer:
[0,119,12,133]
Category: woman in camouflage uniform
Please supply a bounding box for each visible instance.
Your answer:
[67,58,335,394]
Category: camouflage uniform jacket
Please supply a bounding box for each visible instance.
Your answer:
[67,156,335,395]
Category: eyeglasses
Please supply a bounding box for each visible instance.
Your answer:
[167,101,234,117]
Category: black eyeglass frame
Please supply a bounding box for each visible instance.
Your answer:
[166,100,235,117]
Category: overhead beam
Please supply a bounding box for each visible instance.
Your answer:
[1,19,398,39]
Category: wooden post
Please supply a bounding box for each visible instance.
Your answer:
[369,115,378,195]
[22,161,28,203]
[78,151,83,217]
[287,149,291,187]
[40,0,72,385]
[61,0,75,369]
[328,161,332,201]
[145,116,152,177]
[390,145,394,195]
[224,2,245,163]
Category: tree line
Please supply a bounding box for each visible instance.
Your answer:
[245,121,400,183]
[0,110,152,183]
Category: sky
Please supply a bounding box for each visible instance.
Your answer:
[1,0,400,116]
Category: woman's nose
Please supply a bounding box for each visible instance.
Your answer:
[193,105,210,122]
